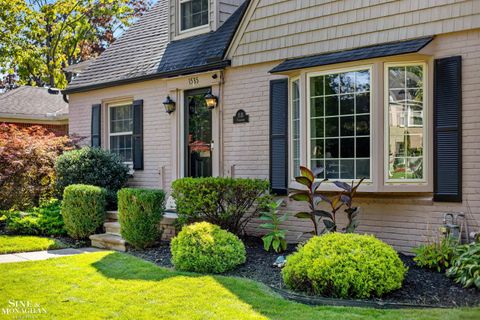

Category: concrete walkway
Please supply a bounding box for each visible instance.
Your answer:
[0,247,105,264]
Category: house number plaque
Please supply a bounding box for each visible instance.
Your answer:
[233,109,249,124]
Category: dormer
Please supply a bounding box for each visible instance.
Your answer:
[169,0,246,40]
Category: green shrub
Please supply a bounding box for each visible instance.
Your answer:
[171,177,270,235]
[61,184,106,239]
[118,188,166,249]
[282,233,407,298]
[446,242,480,289]
[6,199,66,236]
[55,147,129,208]
[259,199,288,253]
[413,237,456,272]
[171,222,246,273]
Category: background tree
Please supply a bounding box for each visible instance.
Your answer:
[0,0,151,89]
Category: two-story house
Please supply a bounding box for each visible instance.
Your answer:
[65,0,480,253]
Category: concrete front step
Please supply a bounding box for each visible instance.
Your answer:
[104,221,121,235]
[89,233,127,252]
[106,210,118,221]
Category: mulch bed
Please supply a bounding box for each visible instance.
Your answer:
[128,236,480,308]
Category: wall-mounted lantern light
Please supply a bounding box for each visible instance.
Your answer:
[163,96,176,114]
[204,89,218,110]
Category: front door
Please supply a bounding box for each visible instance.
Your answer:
[184,88,212,177]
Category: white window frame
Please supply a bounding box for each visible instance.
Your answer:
[306,65,374,183]
[289,76,301,180]
[108,101,134,166]
[179,0,209,33]
[384,61,428,184]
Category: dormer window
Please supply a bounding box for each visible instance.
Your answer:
[180,0,209,32]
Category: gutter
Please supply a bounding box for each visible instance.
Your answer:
[63,60,231,94]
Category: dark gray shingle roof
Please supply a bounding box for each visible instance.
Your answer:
[66,0,249,93]
[270,37,434,73]
[0,86,68,120]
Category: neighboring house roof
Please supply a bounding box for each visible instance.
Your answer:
[65,0,250,94]
[0,86,68,121]
[270,37,434,73]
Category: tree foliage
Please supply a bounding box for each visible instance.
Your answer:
[0,124,76,210]
[0,0,151,88]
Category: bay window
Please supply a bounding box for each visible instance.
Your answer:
[308,68,372,180]
[386,63,426,182]
[109,103,133,163]
[289,60,429,191]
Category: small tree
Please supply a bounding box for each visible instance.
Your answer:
[0,124,74,210]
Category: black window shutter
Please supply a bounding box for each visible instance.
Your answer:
[269,79,289,195]
[132,99,144,170]
[434,56,462,202]
[91,104,101,147]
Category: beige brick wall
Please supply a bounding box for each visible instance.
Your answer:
[68,79,172,189]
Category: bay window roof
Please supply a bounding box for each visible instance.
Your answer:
[269,37,433,74]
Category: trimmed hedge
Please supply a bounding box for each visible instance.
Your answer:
[171,222,246,273]
[55,147,129,209]
[61,184,106,239]
[171,177,271,235]
[118,188,166,249]
[282,233,407,298]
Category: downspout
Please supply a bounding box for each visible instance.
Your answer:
[219,70,225,176]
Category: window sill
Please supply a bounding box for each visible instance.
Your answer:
[174,25,211,41]
[289,180,432,193]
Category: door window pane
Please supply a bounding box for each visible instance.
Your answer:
[309,69,371,180]
[387,64,425,180]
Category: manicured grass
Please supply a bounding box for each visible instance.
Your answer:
[0,235,66,254]
[0,252,478,319]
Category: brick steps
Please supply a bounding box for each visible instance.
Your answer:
[89,210,178,252]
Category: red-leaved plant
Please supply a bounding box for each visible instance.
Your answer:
[289,166,364,236]
[0,124,78,210]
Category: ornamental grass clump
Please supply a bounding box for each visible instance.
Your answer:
[171,222,246,273]
[282,233,407,299]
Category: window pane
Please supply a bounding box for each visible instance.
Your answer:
[110,105,133,134]
[181,0,208,31]
[387,64,425,180]
[110,135,133,162]
[309,69,371,180]
[291,80,300,177]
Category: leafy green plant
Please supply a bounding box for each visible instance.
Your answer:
[171,177,271,235]
[55,147,129,209]
[446,241,480,289]
[61,184,106,239]
[171,222,246,273]
[259,199,288,252]
[289,166,364,235]
[118,188,166,249]
[413,237,457,272]
[282,233,407,298]
[6,199,66,236]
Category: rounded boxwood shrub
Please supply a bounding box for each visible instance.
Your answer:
[171,222,246,273]
[55,147,129,209]
[282,233,407,298]
[61,184,106,239]
[118,188,166,249]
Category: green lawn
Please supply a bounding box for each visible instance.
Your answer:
[0,235,66,254]
[0,252,478,319]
